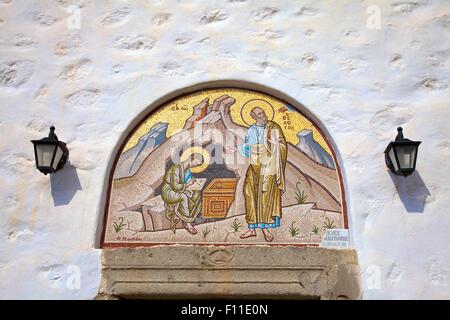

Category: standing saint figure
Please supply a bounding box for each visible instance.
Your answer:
[230,107,287,242]
[161,154,203,235]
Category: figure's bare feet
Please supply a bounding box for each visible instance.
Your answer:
[240,229,256,239]
[262,229,274,242]
[185,223,198,235]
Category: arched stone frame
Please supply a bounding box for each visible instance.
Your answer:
[95,81,361,299]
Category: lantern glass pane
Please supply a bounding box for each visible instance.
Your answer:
[36,144,56,167]
[52,145,64,170]
[388,147,398,172]
[395,145,417,169]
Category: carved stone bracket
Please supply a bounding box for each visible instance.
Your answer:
[98,246,362,300]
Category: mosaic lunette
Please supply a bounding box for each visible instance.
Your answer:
[103,88,347,246]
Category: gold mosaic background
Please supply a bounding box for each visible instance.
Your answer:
[123,88,331,155]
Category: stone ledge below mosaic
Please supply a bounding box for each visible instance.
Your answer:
[98,246,362,300]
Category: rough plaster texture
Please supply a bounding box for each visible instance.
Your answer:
[0,0,449,299]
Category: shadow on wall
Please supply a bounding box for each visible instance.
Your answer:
[389,171,430,213]
[50,162,82,206]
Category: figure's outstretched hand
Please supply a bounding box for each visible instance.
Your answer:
[226,146,237,154]
[186,179,194,187]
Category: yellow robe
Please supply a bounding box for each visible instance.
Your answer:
[243,121,287,227]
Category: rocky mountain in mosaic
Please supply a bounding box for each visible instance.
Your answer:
[296,129,336,169]
[114,122,168,179]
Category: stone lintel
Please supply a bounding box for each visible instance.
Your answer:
[98,246,362,300]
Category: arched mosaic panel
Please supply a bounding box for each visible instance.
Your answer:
[102,88,347,247]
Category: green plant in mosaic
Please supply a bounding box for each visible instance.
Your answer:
[323,217,336,230]
[230,218,243,233]
[202,226,211,240]
[113,217,126,233]
[289,221,301,237]
[312,225,320,235]
[294,182,308,205]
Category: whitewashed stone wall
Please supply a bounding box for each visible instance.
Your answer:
[0,0,449,299]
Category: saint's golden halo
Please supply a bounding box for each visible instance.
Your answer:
[240,99,275,126]
[180,146,211,174]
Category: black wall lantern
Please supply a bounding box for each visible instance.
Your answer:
[31,126,69,175]
[384,127,421,177]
